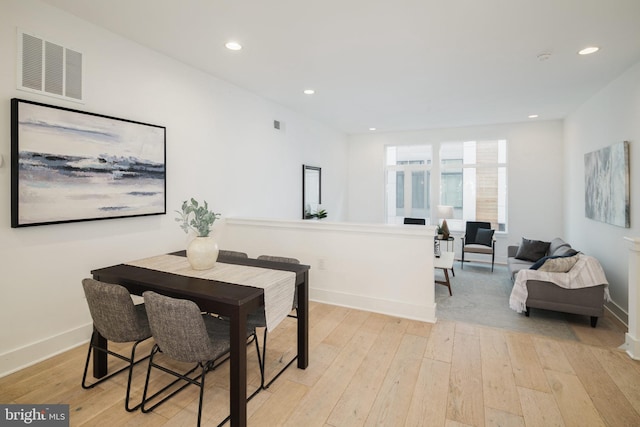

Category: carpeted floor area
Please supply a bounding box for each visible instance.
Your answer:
[435,261,582,340]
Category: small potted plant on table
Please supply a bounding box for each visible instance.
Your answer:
[175,198,221,270]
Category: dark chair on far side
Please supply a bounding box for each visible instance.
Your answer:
[249,254,300,389]
[204,249,248,319]
[218,249,249,259]
[461,221,496,272]
[403,217,426,225]
[81,278,152,412]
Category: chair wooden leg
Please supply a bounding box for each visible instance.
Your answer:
[491,241,496,272]
[444,269,452,296]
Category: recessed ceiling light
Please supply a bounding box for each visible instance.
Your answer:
[578,46,599,55]
[225,41,242,51]
[528,114,539,119]
[369,127,377,131]
[303,89,315,95]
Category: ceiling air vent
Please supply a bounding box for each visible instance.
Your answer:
[18,29,84,102]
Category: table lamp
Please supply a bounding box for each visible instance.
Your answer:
[437,205,454,239]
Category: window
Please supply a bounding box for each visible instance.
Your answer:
[385,140,507,231]
[439,140,507,231]
[385,145,432,224]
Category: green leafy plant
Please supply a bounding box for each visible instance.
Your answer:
[175,198,220,237]
[315,209,327,219]
[305,208,328,219]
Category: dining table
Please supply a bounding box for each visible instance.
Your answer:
[90,250,310,427]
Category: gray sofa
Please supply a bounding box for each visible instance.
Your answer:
[508,238,606,327]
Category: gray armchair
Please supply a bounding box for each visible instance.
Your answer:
[461,221,496,271]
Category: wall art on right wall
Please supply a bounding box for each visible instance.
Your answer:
[584,141,630,228]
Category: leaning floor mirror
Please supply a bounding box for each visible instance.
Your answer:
[302,165,321,219]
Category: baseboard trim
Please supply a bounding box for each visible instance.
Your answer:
[604,300,628,327]
[310,288,436,323]
[0,323,93,378]
[622,333,640,360]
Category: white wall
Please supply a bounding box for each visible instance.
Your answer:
[0,0,348,376]
[219,218,437,323]
[564,60,640,320]
[346,121,566,263]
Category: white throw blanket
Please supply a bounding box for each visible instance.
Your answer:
[509,254,610,313]
[126,254,296,331]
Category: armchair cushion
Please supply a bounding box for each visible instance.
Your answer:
[475,228,494,246]
[463,244,494,254]
[515,238,550,262]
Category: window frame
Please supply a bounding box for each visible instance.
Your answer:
[384,140,508,232]
[385,145,432,224]
[439,140,508,233]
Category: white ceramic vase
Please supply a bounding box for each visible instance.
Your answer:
[186,236,219,270]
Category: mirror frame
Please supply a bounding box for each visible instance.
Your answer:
[302,165,321,219]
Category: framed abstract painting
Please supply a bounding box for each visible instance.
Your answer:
[584,141,630,228]
[11,98,166,228]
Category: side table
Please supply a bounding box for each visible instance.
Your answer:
[434,251,455,296]
[436,236,455,251]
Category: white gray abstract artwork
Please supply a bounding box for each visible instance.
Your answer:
[584,141,630,228]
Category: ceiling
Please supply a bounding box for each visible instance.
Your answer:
[42,0,640,134]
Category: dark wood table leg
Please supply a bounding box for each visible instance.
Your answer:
[444,269,452,296]
[297,271,309,369]
[435,268,453,296]
[230,307,248,427]
[91,272,108,379]
[92,327,108,379]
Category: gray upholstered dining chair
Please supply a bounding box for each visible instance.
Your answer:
[257,255,300,264]
[461,221,496,271]
[140,291,260,427]
[218,249,249,258]
[249,254,300,389]
[81,278,152,412]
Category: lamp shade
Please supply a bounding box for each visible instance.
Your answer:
[437,205,454,219]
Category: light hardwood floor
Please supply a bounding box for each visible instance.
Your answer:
[1,301,639,426]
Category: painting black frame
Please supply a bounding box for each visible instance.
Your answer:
[11,98,166,228]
